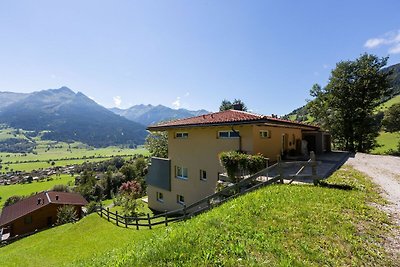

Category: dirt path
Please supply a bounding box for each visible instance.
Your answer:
[346,153,400,260]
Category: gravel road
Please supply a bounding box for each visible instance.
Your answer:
[346,153,400,260]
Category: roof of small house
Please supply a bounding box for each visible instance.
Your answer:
[147,109,319,131]
[0,191,88,227]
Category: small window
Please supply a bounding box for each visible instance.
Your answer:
[218,131,239,139]
[24,216,32,224]
[200,170,207,181]
[260,130,271,139]
[156,192,164,202]
[176,166,188,179]
[175,132,188,139]
[177,194,185,205]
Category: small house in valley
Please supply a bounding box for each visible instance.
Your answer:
[0,191,88,238]
[146,109,330,212]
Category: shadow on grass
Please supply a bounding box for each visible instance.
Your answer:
[317,181,354,191]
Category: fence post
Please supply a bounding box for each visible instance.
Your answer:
[147,213,152,230]
[125,216,128,228]
[310,151,319,185]
[277,155,284,184]
[107,207,110,222]
[135,217,139,230]
[165,210,168,226]
[183,204,187,220]
[116,211,119,226]
[100,206,103,217]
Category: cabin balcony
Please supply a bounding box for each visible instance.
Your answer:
[146,157,171,191]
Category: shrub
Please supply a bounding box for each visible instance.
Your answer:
[4,195,25,207]
[52,184,71,192]
[85,201,99,214]
[56,205,78,225]
[219,151,267,182]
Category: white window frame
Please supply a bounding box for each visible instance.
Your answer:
[177,194,185,205]
[176,166,188,180]
[156,192,164,203]
[218,130,240,139]
[259,130,271,139]
[200,169,207,181]
[175,132,189,139]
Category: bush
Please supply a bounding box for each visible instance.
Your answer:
[219,151,267,182]
[56,205,78,225]
[85,201,99,214]
[4,195,25,207]
[52,184,71,192]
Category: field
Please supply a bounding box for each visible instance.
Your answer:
[0,174,75,207]
[372,132,399,154]
[1,166,396,266]
[0,144,149,172]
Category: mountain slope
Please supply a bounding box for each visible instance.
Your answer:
[0,87,147,147]
[0,92,29,111]
[111,104,209,125]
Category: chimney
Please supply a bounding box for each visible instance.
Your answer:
[232,103,243,111]
[56,195,59,201]
[37,198,41,205]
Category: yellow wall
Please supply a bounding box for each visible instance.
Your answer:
[148,124,303,211]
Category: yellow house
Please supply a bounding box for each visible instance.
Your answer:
[146,109,325,212]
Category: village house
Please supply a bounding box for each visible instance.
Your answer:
[0,191,87,238]
[146,108,330,212]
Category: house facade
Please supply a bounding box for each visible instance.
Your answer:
[0,191,88,237]
[146,109,326,212]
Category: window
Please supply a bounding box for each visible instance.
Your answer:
[24,216,32,224]
[175,132,188,139]
[259,130,271,139]
[200,170,207,181]
[156,192,164,202]
[177,194,185,205]
[176,166,188,179]
[218,131,240,139]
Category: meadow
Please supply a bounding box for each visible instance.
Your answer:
[1,166,396,266]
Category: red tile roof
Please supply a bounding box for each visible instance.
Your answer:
[148,109,319,130]
[0,191,88,227]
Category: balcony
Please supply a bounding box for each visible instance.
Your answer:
[146,157,171,191]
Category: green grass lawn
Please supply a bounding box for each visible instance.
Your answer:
[1,166,396,266]
[371,131,399,154]
[0,174,75,207]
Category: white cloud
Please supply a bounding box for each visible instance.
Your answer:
[389,43,400,54]
[184,92,190,97]
[172,97,181,109]
[364,30,400,54]
[113,96,122,108]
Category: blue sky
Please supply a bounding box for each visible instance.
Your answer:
[0,1,399,115]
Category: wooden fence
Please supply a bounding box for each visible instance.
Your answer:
[97,153,320,229]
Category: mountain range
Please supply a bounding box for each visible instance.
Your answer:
[0,87,147,147]
[110,105,208,126]
[0,87,209,147]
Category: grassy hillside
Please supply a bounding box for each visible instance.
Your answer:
[1,166,396,266]
[0,174,75,207]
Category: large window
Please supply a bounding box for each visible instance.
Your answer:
[175,132,188,139]
[156,192,164,202]
[177,194,185,205]
[176,166,188,179]
[259,130,271,139]
[200,170,207,181]
[218,131,240,139]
